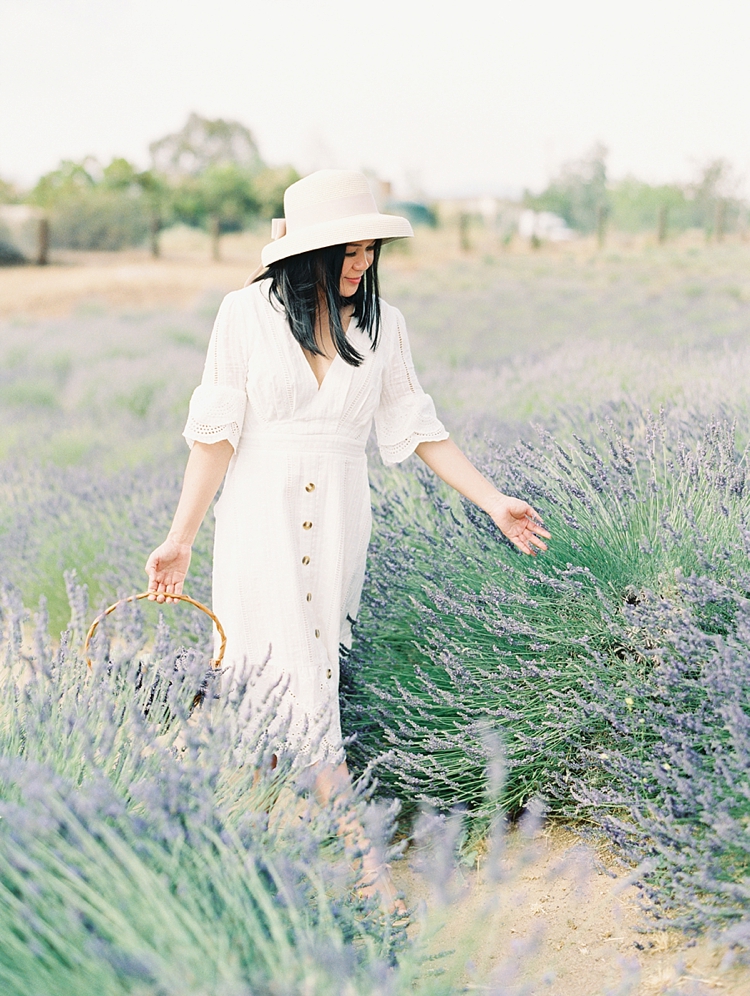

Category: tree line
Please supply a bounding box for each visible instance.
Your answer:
[2,122,747,258]
[525,143,747,242]
[0,114,299,256]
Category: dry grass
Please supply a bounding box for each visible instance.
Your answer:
[4,222,747,321]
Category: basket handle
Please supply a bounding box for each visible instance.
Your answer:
[83,592,227,670]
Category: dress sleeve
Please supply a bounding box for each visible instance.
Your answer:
[374,306,448,465]
[183,291,249,451]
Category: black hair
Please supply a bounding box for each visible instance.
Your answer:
[255,240,382,366]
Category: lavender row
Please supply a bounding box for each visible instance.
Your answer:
[342,407,750,935]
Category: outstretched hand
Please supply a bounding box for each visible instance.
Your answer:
[487,495,550,555]
[145,537,192,603]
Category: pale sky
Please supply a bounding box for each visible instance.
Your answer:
[1,0,749,197]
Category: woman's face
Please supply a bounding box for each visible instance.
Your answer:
[339,240,375,297]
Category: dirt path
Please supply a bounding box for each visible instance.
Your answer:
[393,825,750,995]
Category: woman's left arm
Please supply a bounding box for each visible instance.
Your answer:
[415,438,550,555]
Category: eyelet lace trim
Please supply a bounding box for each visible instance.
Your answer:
[183,384,247,451]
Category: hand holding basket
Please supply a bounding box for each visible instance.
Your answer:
[83,592,226,669]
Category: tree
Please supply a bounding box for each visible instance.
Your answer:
[169,163,260,259]
[29,159,97,209]
[149,113,263,178]
[101,157,140,190]
[253,165,300,219]
[688,159,742,238]
[170,164,258,229]
[525,143,609,234]
[133,169,171,257]
[149,113,270,258]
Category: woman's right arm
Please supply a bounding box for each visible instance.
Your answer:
[145,439,234,602]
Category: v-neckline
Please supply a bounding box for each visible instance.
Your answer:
[301,347,339,392]
[296,312,356,393]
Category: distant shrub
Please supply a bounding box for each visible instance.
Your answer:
[0,176,19,204]
[608,178,695,233]
[25,158,150,250]
[48,189,149,250]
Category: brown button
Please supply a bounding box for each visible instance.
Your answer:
[306,592,312,602]
[303,521,312,530]
[314,629,320,638]
[302,556,310,565]
[305,483,315,492]
[326,668,332,679]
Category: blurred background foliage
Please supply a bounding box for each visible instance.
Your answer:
[524,143,746,237]
[0,177,19,204]
[14,114,300,252]
[2,114,748,257]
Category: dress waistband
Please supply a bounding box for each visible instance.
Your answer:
[238,432,366,459]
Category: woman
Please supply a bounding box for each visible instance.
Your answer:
[146,169,549,898]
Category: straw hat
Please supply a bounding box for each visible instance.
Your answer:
[257,169,413,271]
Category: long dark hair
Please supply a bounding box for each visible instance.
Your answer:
[256,241,382,366]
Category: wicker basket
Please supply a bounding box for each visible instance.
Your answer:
[83,592,226,669]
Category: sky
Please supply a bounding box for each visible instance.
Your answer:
[1,0,749,198]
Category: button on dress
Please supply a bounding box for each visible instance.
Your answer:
[183,282,448,764]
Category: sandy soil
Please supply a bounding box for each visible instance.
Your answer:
[0,225,720,320]
[393,825,750,995]
[0,253,251,319]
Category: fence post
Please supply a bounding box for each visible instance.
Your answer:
[459,212,471,252]
[149,214,161,259]
[596,203,608,249]
[209,215,221,261]
[714,200,725,242]
[657,205,668,244]
[36,215,49,266]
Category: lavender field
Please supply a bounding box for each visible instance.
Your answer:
[3,234,750,992]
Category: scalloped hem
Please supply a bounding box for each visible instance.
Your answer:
[379,428,449,465]
[183,425,241,451]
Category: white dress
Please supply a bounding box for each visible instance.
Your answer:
[183,281,448,764]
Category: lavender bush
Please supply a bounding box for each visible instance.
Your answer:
[5,242,750,951]
[0,578,572,995]
[0,578,420,995]
[342,407,750,926]
[0,459,214,640]
[569,577,750,940]
[0,305,212,635]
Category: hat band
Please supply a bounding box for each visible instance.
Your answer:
[287,191,378,230]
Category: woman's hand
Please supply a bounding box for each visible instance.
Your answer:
[145,537,192,603]
[415,439,551,556]
[144,439,234,603]
[485,495,550,555]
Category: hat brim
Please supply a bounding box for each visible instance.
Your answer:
[260,212,413,267]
